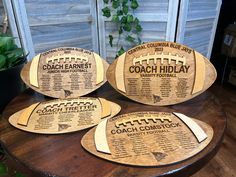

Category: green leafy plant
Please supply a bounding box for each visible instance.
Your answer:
[0,147,26,177]
[0,34,26,71]
[0,162,7,176]
[102,0,143,58]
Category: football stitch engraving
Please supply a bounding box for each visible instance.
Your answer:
[106,41,217,105]
[115,116,172,128]
[46,54,89,64]
[133,52,186,65]
[82,112,214,166]
[21,47,109,98]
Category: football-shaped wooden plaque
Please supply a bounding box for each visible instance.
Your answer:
[9,97,121,134]
[81,112,213,166]
[21,47,109,98]
[106,42,217,105]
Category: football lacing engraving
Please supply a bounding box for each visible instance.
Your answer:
[44,100,93,108]
[46,54,89,63]
[115,117,172,128]
[133,52,186,65]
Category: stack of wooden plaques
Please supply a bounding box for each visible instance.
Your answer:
[10,47,121,134]
[9,97,120,134]
[9,42,217,167]
[82,112,213,166]
[80,42,217,166]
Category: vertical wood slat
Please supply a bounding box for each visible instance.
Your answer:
[166,0,179,41]
[25,0,97,55]
[0,1,6,32]
[90,0,99,53]
[3,0,222,60]
[4,0,99,59]
[2,0,21,47]
[176,0,222,58]
[176,0,189,43]
[97,0,180,62]
[97,0,106,59]
[207,0,222,58]
[6,0,35,60]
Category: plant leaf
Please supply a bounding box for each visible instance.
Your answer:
[103,0,109,4]
[102,7,111,18]
[112,15,119,23]
[118,47,125,56]
[135,24,142,32]
[0,36,15,52]
[127,14,133,23]
[126,35,135,43]
[6,48,24,57]
[131,0,139,9]
[6,48,24,67]
[123,23,132,32]
[122,0,128,5]
[122,5,128,14]
[15,172,26,177]
[117,10,123,16]
[10,56,26,67]
[11,44,18,50]
[121,16,127,23]
[108,35,113,47]
[112,0,120,9]
[134,17,139,25]
[6,48,24,60]
[0,55,6,69]
[0,162,8,176]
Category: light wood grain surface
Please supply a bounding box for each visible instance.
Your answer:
[107,42,217,106]
[21,47,109,98]
[82,112,213,166]
[0,83,226,177]
[8,97,120,134]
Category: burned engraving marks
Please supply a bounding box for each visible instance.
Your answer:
[106,42,217,105]
[9,97,121,134]
[82,112,214,166]
[21,47,109,98]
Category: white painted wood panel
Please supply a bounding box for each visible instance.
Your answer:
[25,0,98,56]
[3,0,222,61]
[0,1,4,27]
[3,0,35,59]
[176,0,222,58]
[97,0,179,63]
[3,0,21,46]
[4,0,99,60]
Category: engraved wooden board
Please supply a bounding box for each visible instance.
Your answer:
[106,42,217,105]
[81,112,213,166]
[9,97,121,134]
[21,47,109,98]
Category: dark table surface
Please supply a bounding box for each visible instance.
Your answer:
[0,83,226,177]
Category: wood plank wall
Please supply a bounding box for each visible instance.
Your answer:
[0,0,5,32]
[3,0,221,61]
[24,0,98,55]
[98,0,179,63]
[176,0,221,58]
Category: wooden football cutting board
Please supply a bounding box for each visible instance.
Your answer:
[21,47,109,98]
[9,97,121,134]
[106,42,217,105]
[81,112,213,166]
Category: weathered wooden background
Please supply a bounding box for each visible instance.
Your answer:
[2,0,221,62]
[0,1,5,32]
